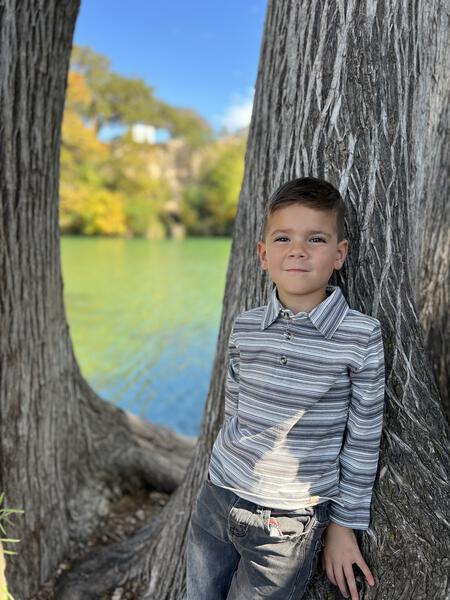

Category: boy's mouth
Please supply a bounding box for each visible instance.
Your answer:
[286,268,309,272]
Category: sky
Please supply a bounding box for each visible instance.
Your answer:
[73,0,268,137]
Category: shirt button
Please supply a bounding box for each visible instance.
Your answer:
[280,310,290,319]
[279,355,288,365]
[285,332,293,340]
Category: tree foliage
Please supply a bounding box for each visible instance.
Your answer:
[70,45,212,145]
[182,136,246,235]
[60,71,171,238]
[60,48,246,238]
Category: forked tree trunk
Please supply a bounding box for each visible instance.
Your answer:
[1,1,449,599]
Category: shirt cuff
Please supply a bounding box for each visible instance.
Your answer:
[328,503,371,530]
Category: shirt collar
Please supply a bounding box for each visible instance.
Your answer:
[260,284,349,339]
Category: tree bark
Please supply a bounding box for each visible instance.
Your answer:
[0,3,194,598]
[412,0,450,422]
[1,1,449,599]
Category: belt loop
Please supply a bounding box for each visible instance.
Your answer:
[256,505,272,533]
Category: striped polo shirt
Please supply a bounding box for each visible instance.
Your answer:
[208,284,385,530]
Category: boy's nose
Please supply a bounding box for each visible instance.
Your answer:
[289,243,308,257]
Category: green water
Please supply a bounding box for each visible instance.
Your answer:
[61,236,231,436]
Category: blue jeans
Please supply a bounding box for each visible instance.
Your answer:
[186,473,331,599]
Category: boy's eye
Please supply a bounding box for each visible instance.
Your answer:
[273,236,327,243]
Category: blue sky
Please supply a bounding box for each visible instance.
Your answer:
[74,0,267,136]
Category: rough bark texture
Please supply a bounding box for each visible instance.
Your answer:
[1,0,449,599]
[0,2,194,598]
[413,0,450,423]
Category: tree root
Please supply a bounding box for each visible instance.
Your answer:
[53,446,208,599]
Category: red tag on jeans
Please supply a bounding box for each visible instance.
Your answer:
[268,517,284,536]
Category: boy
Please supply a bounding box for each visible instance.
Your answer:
[186,177,385,600]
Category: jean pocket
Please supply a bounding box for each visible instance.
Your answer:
[261,511,314,542]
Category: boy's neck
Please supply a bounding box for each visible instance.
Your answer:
[276,287,329,315]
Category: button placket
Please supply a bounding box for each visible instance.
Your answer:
[279,309,292,366]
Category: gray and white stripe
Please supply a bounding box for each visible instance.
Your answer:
[209,284,385,530]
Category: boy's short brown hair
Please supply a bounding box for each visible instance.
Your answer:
[260,177,346,242]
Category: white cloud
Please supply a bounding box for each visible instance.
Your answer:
[219,89,255,132]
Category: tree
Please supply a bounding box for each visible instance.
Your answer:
[60,70,172,238]
[0,2,449,600]
[70,45,160,134]
[155,102,214,147]
[182,135,246,235]
[71,45,213,144]
[0,3,193,598]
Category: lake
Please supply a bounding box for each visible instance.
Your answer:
[61,236,232,437]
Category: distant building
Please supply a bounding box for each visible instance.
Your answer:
[131,123,156,144]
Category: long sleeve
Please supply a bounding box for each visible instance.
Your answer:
[223,323,240,424]
[329,322,386,530]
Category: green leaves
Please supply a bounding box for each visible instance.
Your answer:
[70,45,212,142]
[182,136,246,235]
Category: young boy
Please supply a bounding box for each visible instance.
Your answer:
[186,177,385,600]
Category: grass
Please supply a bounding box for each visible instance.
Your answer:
[0,492,24,600]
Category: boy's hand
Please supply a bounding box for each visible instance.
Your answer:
[321,522,375,600]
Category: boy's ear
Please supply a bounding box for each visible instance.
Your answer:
[334,239,349,270]
[256,240,268,270]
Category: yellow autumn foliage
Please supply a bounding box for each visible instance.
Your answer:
[61,111,108,170]
[60,184,127,236]
[59,60,245,238]
[82,190,127,236]
[66,71,92,110]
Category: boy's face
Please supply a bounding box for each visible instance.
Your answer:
[256,204,348,313]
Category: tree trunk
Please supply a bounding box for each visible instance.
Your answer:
[0,3,194,598]
[413,0,450,422]
[1,1,449,600]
